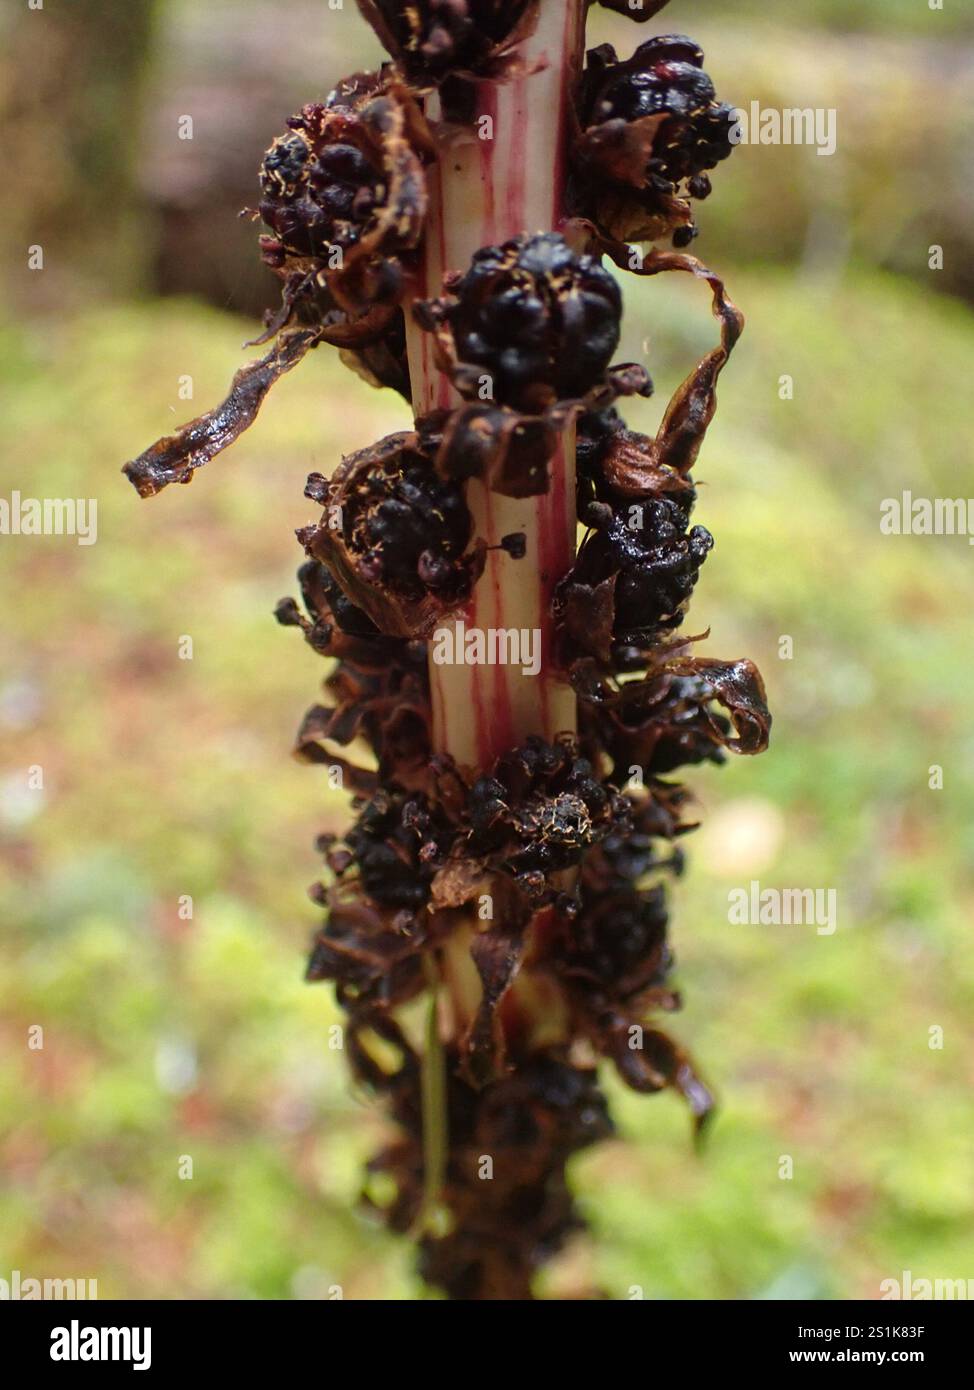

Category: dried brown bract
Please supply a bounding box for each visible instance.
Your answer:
[574,650,772,783]
[306,880,431,1010]
[363,1037,613,1299]
[423,359,652,499]
[277,560,431,793]
[551,842,713,1126]
[123,328,322,497]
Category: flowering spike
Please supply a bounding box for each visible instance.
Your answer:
[124,0,768,1300]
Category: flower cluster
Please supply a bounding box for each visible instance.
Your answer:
[415,232,624,411]
[572,35,737,246]
[360,1024,613,1300]
[257,75,431,315]
[297,426,485,639]
[356,0,538,88]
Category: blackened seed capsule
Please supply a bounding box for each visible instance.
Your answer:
[499,531,526,559]
[259,109,386,260]
[322,437,476,603]
[360,0,534,86]
[425,232,623,411]
[575,35,737,245]
[567,490,714,648]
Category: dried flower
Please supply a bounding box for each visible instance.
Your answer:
[414,232,624,412]
[561,488,713,661]
[362,1032,613,1299]
[357,0,539,87]
[258,76,431,314]
[298,427,485,638]
[572,35,737,245]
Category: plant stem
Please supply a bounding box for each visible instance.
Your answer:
[406,0,586,768]
[413,952,448,1235]
[404,5,587,1176]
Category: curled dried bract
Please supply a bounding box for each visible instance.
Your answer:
[278,564,431,793]
[423,363,652,500]
[123,328,321,497]
[306,880,430,1010]
[542,827,713,1129]
[574,651,772,784]
[122,296,406,499]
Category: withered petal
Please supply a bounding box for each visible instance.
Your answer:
[122,328,321,498]
[666,656,772,755]
[462,907,529,1087]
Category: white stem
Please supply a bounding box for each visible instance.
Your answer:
[407,0,585,769]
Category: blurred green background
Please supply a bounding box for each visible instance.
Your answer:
[1,0,972,1300]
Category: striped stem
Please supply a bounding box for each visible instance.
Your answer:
[406,0,586,767]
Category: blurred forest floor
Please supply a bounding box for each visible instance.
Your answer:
[1,255,972,1297]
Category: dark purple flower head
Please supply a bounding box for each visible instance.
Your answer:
[574,36,736,245]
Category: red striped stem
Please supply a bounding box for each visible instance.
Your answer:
[406,0,586,767]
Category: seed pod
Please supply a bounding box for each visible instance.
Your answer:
[414,232,623,413]
[258,74,431,314]
[356,0,539,88]
[460,735,633,888]
[557,488,713,665]
[572,36,737,246]
[299,429,486,639]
